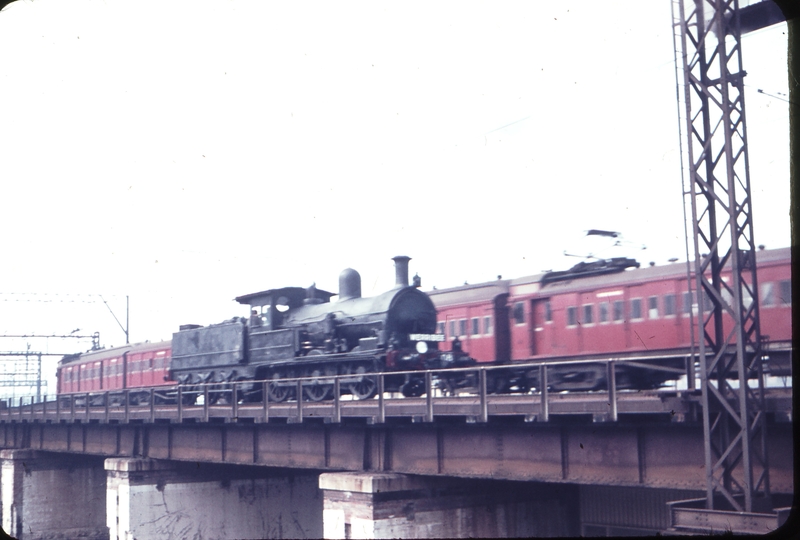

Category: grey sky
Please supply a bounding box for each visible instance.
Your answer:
[0,0,790,387]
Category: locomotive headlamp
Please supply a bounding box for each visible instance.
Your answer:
[416,341,428,354]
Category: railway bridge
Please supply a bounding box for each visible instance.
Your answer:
[0,378,792,539]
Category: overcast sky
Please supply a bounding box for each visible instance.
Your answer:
[0,0,790,390]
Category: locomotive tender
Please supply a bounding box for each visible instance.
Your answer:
[169,256,469,402]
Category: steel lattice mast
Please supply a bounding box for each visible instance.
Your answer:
[673,0,770,513]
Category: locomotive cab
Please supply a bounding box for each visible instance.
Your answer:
[237,286,336,332]
[236,286,337,362]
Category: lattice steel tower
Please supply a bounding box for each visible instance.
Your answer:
[672,0,771,513]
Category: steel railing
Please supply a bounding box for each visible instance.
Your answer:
[0,356,704,425]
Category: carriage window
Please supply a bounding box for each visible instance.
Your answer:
[648,296,658,319]
[613,300,624,321]
[702,290,713,311]
[512,302,525,325]
[544,300,552,322]
[630,298,642,320]
[779,280,791,305]
[459,319,467,337]
[682,291,695,314]
[437,321,445,335]
[566,306,578,327]
[582,304,594,324]
[664,294,676,316]
[471,318,480,336]
[484,316,492,335]
[761,282,774,306]
[598,302,609,323]
[743,286,753,309]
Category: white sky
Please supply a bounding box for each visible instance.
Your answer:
[0,0,790,390]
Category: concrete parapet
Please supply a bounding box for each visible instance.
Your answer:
[106,459,322,539]
[0,450,108,540]
[319,472,579,539]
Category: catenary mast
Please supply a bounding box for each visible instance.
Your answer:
[672,0,787,513]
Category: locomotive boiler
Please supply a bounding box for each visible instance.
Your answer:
[168,256,471,403]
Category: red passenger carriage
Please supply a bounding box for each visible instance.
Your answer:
[430,247,791,391]
[57,340,172,404]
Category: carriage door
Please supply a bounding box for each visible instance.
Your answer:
[531,298,553,357]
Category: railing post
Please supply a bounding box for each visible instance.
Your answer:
[203,386,209,423]
[332,377,341,424]
[296,379,303,422]
[607,361,618,422]
[425,372,433,422]
[19,396,23,419]
[56,395,61,423]
[149,388,155,423]
[262,381,269,423]
[70,395,75,422]
[124,390,130,423]
[685,356,696,390]
[479,368,488,423]
[376,374,385,424]
[104,392,110,423]
[539,364,549,422]
[85,393,90,422]
[177,386,183,423]
[231,383,238,420]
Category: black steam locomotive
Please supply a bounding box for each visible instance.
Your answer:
[169,256,473,402]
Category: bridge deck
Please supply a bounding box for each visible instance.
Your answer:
[0,387,791,425]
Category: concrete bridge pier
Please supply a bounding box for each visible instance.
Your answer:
[319,472,580,539]
[0,449,108,540]
[105,458,322,540]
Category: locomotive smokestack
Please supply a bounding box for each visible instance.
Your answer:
[392,256,411,288]
[338,268,361,301]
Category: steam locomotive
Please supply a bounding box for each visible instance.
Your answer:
[168,256,474,402]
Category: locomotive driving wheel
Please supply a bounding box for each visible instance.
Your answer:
[267,372,291,403]
[303,366,334,402]
[346,364,377,400]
